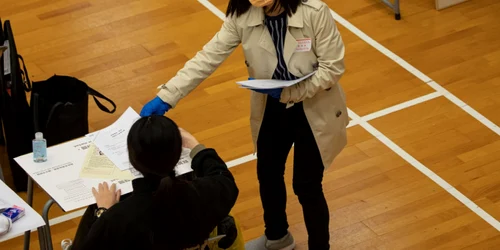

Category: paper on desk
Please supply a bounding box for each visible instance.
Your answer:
[14,137,136,212]
[88,107,194,176]
[80,144,135,180]
[88,107,140,171]
[237,71,316,90]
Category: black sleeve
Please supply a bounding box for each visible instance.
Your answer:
[190,148,239,230]
[76,216,111,250]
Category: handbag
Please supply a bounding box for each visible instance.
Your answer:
[0,19,34,191]
[31,75,116,147]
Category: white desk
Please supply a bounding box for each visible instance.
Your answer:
[0,180,45,246]
[14,136,191,250]
[15,137,135,212]
[14,137,137,250]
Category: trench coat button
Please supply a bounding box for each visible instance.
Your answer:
[313,62,319,70]
[336,111,342,117]
[302,0,308,3]
[326,88,331,91]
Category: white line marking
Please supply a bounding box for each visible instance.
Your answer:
[197,0,225,19]
[227,154,256,168]
[362,91,442,122]
[45,0,499,231]
[43,91,430,226]
[329,10,499,135]
[348,108,500,231]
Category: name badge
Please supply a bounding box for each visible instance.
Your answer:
[295,38,312,52]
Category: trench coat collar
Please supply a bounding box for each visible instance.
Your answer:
[246,5,304,28]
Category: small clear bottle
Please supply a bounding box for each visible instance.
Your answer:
[33,132,47,163]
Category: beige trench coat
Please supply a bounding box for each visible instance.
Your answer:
[158,0,348,169]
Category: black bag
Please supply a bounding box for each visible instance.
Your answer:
[31,75,116,147]
[0,20,34,191]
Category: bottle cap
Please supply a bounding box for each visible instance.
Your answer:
[35,132,44,140]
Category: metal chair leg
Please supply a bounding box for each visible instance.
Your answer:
[42,199,55,250]
[23,177,34,250]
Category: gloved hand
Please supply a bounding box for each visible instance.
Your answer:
[252,88,283,99]
[248,77,283,99]
[140,96,171,117]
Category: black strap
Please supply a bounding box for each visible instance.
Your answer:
[88,87,116,113]
[18,54,31,92]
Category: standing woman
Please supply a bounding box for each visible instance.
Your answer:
[141,0,348,249]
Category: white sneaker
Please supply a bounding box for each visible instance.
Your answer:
[61,239,72,250]
[265,232,295,250]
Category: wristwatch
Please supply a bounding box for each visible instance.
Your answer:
[94,207,108,218]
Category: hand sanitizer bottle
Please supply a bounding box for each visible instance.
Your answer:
[33,132,47,163]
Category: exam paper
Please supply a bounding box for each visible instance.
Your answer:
[88,107,140,171]
[80,144,135,180]
[88,107,194,176]
[14,138,135,212]
[237,71,316,90]
[174,148,193,176]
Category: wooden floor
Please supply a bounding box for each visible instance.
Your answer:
[1,0,500,249]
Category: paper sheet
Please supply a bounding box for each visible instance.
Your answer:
[88,107,140,171]
[14,107,194,212]
[80,144,135,180]
[15,137,135,212]
[237,71,316,90]
[88,107,194,176]
[174,148,193,176]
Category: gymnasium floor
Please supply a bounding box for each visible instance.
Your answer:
[1,0,500,249]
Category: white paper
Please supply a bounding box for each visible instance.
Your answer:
[0,181,45,243]
[88,107,194,176]
[89,107,140,171]
[237,71,316,90]
[174,148,193,176]
[13,107,194,212]
[14,138,136,212]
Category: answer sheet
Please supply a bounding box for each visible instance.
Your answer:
[236,71,316,89]
[14,137,137,212]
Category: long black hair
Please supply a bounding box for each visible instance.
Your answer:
[226,0,302,17]
[127,115,182,177]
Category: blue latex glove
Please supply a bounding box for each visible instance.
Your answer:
[140,96,171,117]
[252,88,283,99]
[248,78,282,99]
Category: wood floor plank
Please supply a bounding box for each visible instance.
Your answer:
[1,0,500,249]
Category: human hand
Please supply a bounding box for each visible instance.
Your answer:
[92,182,121,209]
[179,128,200,150]
[249,0,274,8]
[140,96,171,117]
[252,88,283,99]
[248,78,282,99]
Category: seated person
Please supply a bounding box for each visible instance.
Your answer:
[68,116,239,250]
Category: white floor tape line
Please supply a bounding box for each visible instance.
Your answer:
[329,10,499,136]
[348,108,500,231]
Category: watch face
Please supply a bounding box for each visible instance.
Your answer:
[95,208,107,217]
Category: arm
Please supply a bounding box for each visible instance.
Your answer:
[280,4,345,103]
[189,146,239,224]
[157,16,241,107]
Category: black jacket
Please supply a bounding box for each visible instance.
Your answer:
[78,148,239,250]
